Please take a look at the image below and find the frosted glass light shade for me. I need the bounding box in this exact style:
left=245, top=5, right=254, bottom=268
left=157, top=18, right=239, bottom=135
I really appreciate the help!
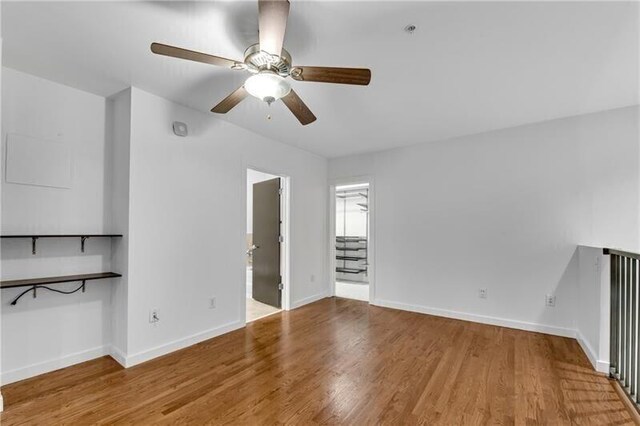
left=245, top=72, right=291, bottom=103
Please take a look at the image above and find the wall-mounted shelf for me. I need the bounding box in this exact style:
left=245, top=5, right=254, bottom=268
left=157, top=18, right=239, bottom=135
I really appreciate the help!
left=336, top=237, right=367, bottom=242
left=336, top=267, right=368, bottom=274
left=1, top=234, right=123, bottom=254
left=0, top=272, right=122, bottom=305
left=0, top=272, right=121, bottom=289
left=336, top=255, right=367, bottom=261
left=336, top=246, right=367, bottom=251
left=336, top=187, right=369, bottom=281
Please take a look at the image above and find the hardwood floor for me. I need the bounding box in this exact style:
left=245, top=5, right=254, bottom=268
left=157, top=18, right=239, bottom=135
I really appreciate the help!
left=1, top=298, right=636, bottom=425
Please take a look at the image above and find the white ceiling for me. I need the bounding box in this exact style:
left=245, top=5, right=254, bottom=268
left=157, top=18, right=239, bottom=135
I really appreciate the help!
left=3, top=1, right=638, bottom=158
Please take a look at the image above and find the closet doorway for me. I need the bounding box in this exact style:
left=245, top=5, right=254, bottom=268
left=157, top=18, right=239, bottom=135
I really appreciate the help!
left=333, top=183, right=371, bottom=302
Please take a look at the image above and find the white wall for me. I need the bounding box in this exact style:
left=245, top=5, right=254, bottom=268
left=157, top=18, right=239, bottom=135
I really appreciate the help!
left=335, top=190, right=368, bottom=237
left=1, top=68, right=114, bottom=383
left=576, top=245, right=610, bottom=372
left=118, top=88, right=328, bottom=365
left=1, top=11, right=5, bottom=409
left=0, top=72, right=328, bottom=379
left=106, top=88, right=132, bottom=362
left=330, top=106, right=640, bottom=337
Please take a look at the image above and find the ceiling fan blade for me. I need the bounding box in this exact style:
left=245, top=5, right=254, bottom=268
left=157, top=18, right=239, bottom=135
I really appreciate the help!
left=151, top=42, right=241, bottom=69
left=290, top=66, right=371, bottom=86
left=211, top=86, right=249, bottom=114
left=281, top=90, right=316, bottom=126
left=258, top=0, right=290, bottom=57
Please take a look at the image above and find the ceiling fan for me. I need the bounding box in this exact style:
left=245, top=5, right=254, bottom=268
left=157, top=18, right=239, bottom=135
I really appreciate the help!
left=150, top=0, right=371, bottom=126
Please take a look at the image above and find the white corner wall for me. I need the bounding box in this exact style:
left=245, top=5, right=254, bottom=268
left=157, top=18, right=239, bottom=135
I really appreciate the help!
left=330, top=106, right=640, bottom=338
left=1, top=68, right=114, bottom=384
left=576, top=245, right=610, bottom=372
left=118, top=88, right=328, bottom=365
left=0, top=71, right=328, bottom=381
left=106, top=88, right=132, bottom=363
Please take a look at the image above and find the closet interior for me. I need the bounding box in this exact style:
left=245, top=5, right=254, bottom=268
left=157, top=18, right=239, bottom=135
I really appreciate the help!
left=335, top=184, right=369, bottom=301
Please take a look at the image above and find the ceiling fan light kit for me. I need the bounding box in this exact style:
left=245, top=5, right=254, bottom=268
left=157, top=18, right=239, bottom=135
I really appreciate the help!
left=150, top=0, right=371, bottom=125
left=245, top=71, right=291, bottom=104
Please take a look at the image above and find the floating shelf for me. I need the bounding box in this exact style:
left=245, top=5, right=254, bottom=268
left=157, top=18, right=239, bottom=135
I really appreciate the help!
left=1, top=272, right=122, bottom=305
left=1, top=234, right=123, bottom=238
left=336, top=190, right=368, bottom=199
left=336, top=236, right=367, bottom=242
left=0, top=272, right=122, bottom=289
left=335, top=247, right=367, bottom=251
left=1, top=234, right=123, bottom=254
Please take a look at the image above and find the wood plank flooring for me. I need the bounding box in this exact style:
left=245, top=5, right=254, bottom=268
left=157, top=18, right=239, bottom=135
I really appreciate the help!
left=1, top=298, right=636, bottom=425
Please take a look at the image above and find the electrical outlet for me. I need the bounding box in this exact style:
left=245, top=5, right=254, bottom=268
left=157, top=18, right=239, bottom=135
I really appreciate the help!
left=545, top=294, right=556, bottom=307
left=209, top=297, right=216, bottom=309
left=479, top=288, right=488, bottom=299
left=149, top=308, right=160, bottom=323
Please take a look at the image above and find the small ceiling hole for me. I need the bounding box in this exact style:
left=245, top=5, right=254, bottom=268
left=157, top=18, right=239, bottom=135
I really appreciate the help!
left=404, top=24, right=417, bottom=34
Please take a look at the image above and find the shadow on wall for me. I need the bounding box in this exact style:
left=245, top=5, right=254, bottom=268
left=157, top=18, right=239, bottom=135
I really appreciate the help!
left=534, top=246, right=578, bottom=333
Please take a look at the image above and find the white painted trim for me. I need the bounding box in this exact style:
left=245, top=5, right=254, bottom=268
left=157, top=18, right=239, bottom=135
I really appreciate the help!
left=109, top=345, right=128, bottom=368
left=1, top=345, right=110, bottom=385
left=373, top=299, right=577, bottom=338
left=123, top=320, right=243, bottom=367
left=596, top=359, right=610, bottom=374
left=576, top=330, right=610, bottom=374
left=291, top=292, right=329, bottom=309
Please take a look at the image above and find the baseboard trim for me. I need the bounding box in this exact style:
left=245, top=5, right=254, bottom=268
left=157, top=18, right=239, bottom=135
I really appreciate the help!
left=576, top=330, right=609, bottom=373
left=291, top=292, right=329, bottom=310
left=1, top=345, right=110, bottom=385
left=109, top=345, right=128, bottom=368
left=596, top=359, right=610, bottom=373
left=123, top=320, right=244, bottom=367
left=373, top=299, right=576, bottom=338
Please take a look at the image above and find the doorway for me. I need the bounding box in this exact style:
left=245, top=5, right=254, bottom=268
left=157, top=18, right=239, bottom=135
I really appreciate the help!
left=246, top=168, right=285, bottom=322
left=334, top=183, right=371, bottom=301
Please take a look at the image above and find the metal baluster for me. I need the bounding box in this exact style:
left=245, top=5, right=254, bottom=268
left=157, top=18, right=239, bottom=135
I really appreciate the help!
left=617, top=256, right=625, bottom=380
left=611, top=254, right=619, bottom=377
left=622, top=256, right=627, bottom=383
left=628, top=257, right=632, bottom=391
left=628, top=257, right=633, bottom=389
left=631, top=258, right=637, bottom=397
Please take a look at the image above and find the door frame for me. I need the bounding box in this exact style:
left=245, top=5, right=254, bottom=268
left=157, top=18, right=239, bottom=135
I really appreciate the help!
left=243, top=166, right=291, bottom=323
left=329, top=176, right=375, bottom=303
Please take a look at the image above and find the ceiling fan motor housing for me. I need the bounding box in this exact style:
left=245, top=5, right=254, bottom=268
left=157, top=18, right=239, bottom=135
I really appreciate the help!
left=244, top=43, right=292, bottom=76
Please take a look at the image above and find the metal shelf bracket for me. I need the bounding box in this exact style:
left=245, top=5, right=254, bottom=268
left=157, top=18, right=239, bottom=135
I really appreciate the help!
left=10, top=279, right=88, bottom=306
